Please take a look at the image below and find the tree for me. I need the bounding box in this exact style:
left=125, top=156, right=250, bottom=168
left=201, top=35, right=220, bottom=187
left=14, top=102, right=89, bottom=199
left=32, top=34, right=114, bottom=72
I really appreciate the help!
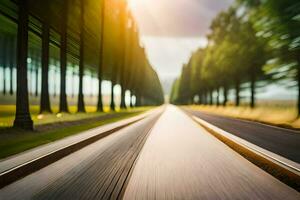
left=242, top=0, right=300, bottom=112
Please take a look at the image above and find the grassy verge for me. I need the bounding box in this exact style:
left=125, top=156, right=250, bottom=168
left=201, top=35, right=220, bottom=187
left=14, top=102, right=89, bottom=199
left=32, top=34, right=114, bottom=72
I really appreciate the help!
left=0, top=105, right=120, bottom=127
left=187, top=105, right=300, bottom=130
left=0, top=108, right=151, bottom=159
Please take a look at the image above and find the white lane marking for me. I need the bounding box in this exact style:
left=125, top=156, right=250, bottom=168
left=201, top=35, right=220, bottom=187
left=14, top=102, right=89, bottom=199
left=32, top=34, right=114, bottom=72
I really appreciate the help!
left=193, top=116, right=300, bottom=175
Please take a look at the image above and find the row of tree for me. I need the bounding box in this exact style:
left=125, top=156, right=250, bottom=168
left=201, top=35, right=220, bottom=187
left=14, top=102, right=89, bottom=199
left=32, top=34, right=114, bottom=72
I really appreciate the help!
left=171, top=0, right=300, bottom=114
left=0, top=0, right=164, bottom=130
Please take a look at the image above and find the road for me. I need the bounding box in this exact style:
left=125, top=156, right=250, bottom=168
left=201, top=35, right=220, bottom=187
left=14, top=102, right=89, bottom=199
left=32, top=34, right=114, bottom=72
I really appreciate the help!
left=0, top=111, right=161, bottom=200
left=185, top=108, right=300, bottom=163
left=123, top=106, right=299, bottom=199
left=0, top=106, right=299, bottom=199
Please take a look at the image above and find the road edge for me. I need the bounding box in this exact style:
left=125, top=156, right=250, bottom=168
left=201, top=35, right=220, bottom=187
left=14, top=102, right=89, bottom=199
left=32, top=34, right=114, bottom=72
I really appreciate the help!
left=182, top=110, right=300, bottom=192
left=0, top=112, right=151, bottom=189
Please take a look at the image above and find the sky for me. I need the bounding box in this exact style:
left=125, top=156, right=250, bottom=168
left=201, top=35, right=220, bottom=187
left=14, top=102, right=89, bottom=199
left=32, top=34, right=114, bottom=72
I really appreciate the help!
left=128, top=0, right=234, bottom=93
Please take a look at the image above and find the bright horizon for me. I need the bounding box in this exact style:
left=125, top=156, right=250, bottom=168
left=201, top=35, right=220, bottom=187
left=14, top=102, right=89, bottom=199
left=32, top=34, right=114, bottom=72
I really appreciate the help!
left=128, top=0, right=234, bottom=94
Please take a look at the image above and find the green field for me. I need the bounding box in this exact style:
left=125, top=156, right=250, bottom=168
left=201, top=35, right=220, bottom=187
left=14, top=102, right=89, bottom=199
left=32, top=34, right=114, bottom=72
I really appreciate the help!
left=0, top=105, right=133, bottom=127
left=0, top=105, right=152, bottom=159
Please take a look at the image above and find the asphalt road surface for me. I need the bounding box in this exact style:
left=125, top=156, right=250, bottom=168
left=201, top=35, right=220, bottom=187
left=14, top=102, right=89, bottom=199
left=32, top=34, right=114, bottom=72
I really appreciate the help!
left=0, top=112, right=161, bottom=200
left=124, top=106, right=299, bottom=199
left=0, top=106, right=299, bottom=199
left=185, top=108, right=300, bottom=163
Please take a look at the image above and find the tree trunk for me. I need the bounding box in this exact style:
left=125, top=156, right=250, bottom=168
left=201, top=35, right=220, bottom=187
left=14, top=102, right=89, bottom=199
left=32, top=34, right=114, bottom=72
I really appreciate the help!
left=59, top=0, right=69, bottom=113
left=110, top=82, right=115, bottom=111
left=235, top=79, right=240, bottom=107
left=136, top=93, right=141, bottom=107
left=77, top=0, right=86, bottom=113
left=250, top=72, right=256, bottom=109
left=97, top=77, right=103, bottom=112
left=40, top=23, right=52, bottom=113
left=97, top=0, right=105, bottom=112
left=35, top=61, right=39, bottom=97
left=71, top=70, right=75, bottom=98
left=296, top=54, right=300, bottom=116
left=210, top=90, right=213, bottom=105
left=130, top=94, right=134, bottom=108
left=223, top=85, right=228, bottom=106
left=120, top=86, right=126, bottom=109
left=198, top=91, right=202, bottom=105
left=3, top=38, right=7, bottom=96
left=9, top=37, right=14, bottom=95
left=13, top=0, right=33, bottom=130
left=202, top=92, right=206, bottom=105
left=2, top=65, right=5, bottom=95
left=216, top=88, right=220, bottom=106
left=119, top=2, right=127, bottom=110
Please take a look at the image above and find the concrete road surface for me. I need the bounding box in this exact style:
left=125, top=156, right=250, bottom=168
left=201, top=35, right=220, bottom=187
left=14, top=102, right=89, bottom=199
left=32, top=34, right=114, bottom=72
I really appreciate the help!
left=123, top=106, right=299, bottom=200
left=0, top=112, right=161, bottom=200
left=185, top=108, right=300, bottom=163
left=0, top=106, right=299, bottom=199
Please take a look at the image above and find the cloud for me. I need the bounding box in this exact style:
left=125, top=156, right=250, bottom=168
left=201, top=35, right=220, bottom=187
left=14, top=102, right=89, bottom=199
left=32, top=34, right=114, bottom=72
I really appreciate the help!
left=130, top=0, right=234, bottom=37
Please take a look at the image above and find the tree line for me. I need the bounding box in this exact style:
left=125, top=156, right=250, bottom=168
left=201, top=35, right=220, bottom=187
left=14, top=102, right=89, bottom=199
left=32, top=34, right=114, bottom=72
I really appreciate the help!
left=171, top=0, right=300, bottom=115
left=0, top=0, right=164, bottom=130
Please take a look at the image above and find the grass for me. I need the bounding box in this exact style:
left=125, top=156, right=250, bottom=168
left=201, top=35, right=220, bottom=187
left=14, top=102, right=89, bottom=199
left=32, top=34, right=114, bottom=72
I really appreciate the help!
left=0, top=105, right=139, bottom=127
left=187, top=104, right=300, bottom=129
left=0, top=107, right=152, bottom=159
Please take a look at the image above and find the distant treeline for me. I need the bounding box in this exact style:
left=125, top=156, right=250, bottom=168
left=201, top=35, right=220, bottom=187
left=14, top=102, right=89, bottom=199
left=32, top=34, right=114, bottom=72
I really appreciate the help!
left=0, top=0, right=164, bottom=130
left=170, top=0, right=300, bottom=114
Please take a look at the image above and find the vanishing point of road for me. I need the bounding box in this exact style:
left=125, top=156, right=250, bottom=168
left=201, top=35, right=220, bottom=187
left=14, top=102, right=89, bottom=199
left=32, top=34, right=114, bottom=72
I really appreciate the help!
left=0, top=105, right=299, bottom=199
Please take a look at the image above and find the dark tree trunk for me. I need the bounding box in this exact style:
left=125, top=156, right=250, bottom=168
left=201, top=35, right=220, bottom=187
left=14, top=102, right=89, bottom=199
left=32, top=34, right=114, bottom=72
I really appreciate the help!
left=216, top=88, right=220, bottom=106
left=202, top=92, right=206, bottom=105
left=2, top=65, right=5, bottom=95
left=71, top=70, right=75, bottom=98
left=235, top=79, right=240, bottom=107
left=110, top=82, right=115, bottom=111
left=205, top=91, right=209, bottom=105
left=77, top=0, right=86, bottom=113
left=13, top=0, right=33, bottom=130
left=3, top=38, right=7, bottom=96
left=40, top=23, right=52, bottom=113
left=59, top=0, right=69, bottom=113
left=223, top=85, right=228, bottom=106
left=97, top=0, right=105, bottom=112
left=9, top=62, right=13, bottom=95
left=53, top=67, right=57, bottom=98
left=120, top=86, right=126, bottom=109
left=210, top=90, right=213, bottom=105
left=119, top=2, right=127, bottom=110
left=9, top=37, right=15, bottom=95
left=30, top=61, right=34, bottom=96
left=130, top=94, right=134, bottom=108
left=250, top=72, right=256, bottom=109
left=198, top=91, right=202, bottom=105
left=136, top=93, right=141, bottom=107
left=97, top=73, right=103, bottom=112
left=35, top=61, right=39, bottom=97
left=296, top=54, right=300, bottom=116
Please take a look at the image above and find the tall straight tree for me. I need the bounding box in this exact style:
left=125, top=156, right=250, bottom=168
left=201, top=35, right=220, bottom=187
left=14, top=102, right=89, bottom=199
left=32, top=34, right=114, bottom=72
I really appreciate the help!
left=97, top=0, right=106, bottom=112
left=77, top=0, right=86, bottom=112
left=13, top=0, right=33, bottom=130
left=40, top=21, right=52, bottom=113
left=119, top=0, right=127, bottom=109
left=110, top=81, right=115, bottom=111
left=59, top=0, right=69, bottom=112
left=34, top=52, right=39, bottom=97
left=2, top=37, right=7, bottom=95
left=9, top=36, right=15, bottom=95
